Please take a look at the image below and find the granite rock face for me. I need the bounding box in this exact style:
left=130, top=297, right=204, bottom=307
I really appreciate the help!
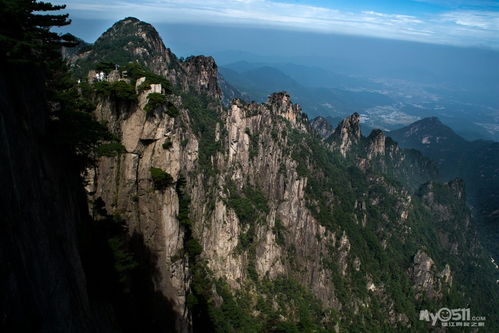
left=329, top=112, right=361, bottom=157
left=182, top=56, right=221, bottom=99
left=367, top=129, right=386, bottom=159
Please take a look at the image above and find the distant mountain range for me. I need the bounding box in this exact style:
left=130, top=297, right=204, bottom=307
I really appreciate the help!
left=219, top=63, right=393, bottom=119
left=222, top=61, right=373, bottom=89
left=219, top=61, right=499, bottom=142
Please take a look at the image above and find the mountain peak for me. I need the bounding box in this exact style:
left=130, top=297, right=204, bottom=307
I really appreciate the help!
left=120, top=16, right=140, bottom=23
left=412, top=116, right=443, bottom=127
left=183, top=55, right=221, bottom=98
left=333, top=112, right=361, bottom=139
left=367, top=129, right=386, bottom=158
left=400, top=117, right=453, bottom=136
left=388, top=117, right=469, bottom=180
left=389, top=116, right=465, bottom=149
left=266, top=91, right=291, bottom=107
left=266, top=92, right=305, bottom=126
left=69, top=16, right=176, bottom=78
left=105, top=16, right=142, bottom=29
left=97, top=16, right=159, bottom=43
left=72, top=17, right=225, bottom=99
left=334, top=112, right=361, bottom=137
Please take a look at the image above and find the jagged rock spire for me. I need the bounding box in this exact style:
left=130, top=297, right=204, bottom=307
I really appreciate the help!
left=330, top=113, right=361, bottom=157
left=266, top=91, right=292, bottom=109
left=266, top=92, right=304, bottom=126
left=367, top=129, right=386, bottom=158
left=182, top=55, right=221, bottom=98
left=334, top=112, right=361, bottom=139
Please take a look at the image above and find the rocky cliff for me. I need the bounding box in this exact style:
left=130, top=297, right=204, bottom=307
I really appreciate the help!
left=72, top=18, right=498, bottom=332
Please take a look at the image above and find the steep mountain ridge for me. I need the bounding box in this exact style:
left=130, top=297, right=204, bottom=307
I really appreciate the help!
left=322, top=113, right=437, bottom=191
left=71, top=17, right=221, bottom=101
left=389, top=117, right=499, bottom=262
left=74, top=17, right=498, bottom=332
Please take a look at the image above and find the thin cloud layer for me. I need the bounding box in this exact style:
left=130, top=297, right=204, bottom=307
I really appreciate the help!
left=55, top=0, right=499, bottom=48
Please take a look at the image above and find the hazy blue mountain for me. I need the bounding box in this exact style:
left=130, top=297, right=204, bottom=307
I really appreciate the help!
left=219, top=59, right=499, bottom=141
left=219, top=64, right=393, bottom=119
left=388, top=118, right=468, bottom=178
left=222, top=61, right=370, bottom=89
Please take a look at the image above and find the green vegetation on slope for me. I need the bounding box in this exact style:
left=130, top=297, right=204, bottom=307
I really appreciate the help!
left=150, top=167, right=174, bottom=190
left=180, top=92, right=222, bottom=175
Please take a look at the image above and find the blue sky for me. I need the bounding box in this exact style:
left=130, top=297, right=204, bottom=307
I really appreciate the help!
left=53, top=0, right=499, bottom=49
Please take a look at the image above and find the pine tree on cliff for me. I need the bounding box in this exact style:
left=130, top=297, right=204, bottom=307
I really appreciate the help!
left=0, top=0, right=76, bottom=63
left=0, top=1, right=114, bottom=172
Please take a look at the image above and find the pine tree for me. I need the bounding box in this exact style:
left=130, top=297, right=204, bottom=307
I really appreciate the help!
left=0, top=0, right=76, bottom=63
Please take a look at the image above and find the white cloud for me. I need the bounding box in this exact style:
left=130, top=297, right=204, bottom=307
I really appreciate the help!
left=440, top=10, right=499, bottom=29
left=56, top=0, right=499, bottom=48
left=414, top=0, right=499, bottom=8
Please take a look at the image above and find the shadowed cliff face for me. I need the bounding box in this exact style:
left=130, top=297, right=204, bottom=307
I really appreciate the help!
left=0, top=64, right=182, bottom=332
left=0, top=66, right=99, bottom=331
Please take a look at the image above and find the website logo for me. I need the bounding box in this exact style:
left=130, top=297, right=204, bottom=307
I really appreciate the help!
left=419, top=308, right=486, bottom=327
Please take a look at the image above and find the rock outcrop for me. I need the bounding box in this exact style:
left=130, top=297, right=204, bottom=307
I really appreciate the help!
left=329, top=112, right=361, bottom=157
left=72, top=17, right=222, bottom=100
left=367, top=129, right=386, bottom=158
left=389, top=116, right=499, bottom=264
left=409, top=250, right=452, bottom=300
left=311, top=115, right=335, bottom=138
left=182, top=56, right=221, bottom=99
